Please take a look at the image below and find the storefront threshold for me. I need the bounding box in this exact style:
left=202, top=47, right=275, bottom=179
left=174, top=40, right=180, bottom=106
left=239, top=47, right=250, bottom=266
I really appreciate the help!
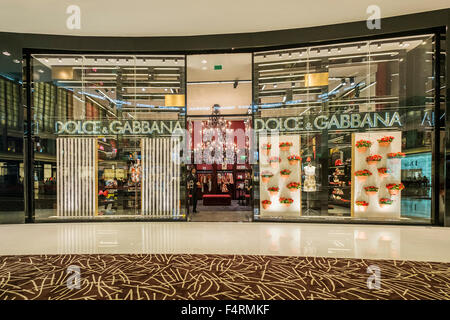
left=254, top=215, right=431, bottom=226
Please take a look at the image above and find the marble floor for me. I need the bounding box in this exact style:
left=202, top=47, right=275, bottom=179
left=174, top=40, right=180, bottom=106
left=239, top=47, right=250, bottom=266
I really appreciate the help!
left=0, top=222, right=449, bottom=262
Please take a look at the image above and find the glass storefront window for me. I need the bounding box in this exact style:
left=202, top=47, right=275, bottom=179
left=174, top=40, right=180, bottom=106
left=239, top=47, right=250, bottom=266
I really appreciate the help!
left=31, top=54, right=187, bottom=221
left=253, top=34, right=435, bottom=224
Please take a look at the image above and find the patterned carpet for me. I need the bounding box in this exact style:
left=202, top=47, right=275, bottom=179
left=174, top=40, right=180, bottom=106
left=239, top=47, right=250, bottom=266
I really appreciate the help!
left=0, top=254, right=449, bottom=300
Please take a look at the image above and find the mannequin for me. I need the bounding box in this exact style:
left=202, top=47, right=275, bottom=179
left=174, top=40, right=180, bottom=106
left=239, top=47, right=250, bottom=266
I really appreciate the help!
left=304, top=162, right=316, bottom=192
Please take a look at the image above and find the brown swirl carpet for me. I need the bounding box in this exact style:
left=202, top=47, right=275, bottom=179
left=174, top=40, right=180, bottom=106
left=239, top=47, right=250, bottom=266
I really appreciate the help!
left=0, top=254, right=449, bottom=300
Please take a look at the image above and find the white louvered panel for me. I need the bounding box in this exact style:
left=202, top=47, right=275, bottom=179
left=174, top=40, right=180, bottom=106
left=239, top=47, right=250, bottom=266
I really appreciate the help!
left=141, top=139, right=145, bottom=215
left=57, top=137, right=96, bottom=217
left=158, top=138, right=161, bottom=217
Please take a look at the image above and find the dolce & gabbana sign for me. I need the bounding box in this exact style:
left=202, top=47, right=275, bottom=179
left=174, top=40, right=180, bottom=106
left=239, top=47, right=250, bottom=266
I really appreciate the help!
left=55, top=120, right=183, bottom=135
left=255, top=111, right=402, bottom=132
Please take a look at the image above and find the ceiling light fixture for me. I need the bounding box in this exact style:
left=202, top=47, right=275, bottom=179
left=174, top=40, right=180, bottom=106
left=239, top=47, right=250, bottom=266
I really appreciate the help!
left=338, top=48, right=342, bottom=53
left=279, top=53, right=282, bottom=58
left=273, top=83, right=278, bottom=88
left=13, top=59, right=20, bottom=64
left=44, top=58, right=49, bottom=62
left=58, top=58, right=62, bottom=63
left=75, top=57, right=79, bottom=62
left=143, top=58, right=146, bottom=63
left=201, top=59, right=207, bottom=64
left=399, top=42, right=404, bottom=47
left=174, top=59, right=178, bottom=64
left=116, top=59, right=120, bottom=63
left=317, top=49, right=320, bottom=55
left=202, top=66, right=207, bottom=70
left=37, top=69, right=44, bottom=73
left=377, top=43, right=381, bottom=49
left=94, top=58, right=97, bottom=63
left=357, top=45, right=361, bottom=51
left=2, top=51, right=11, bottom=56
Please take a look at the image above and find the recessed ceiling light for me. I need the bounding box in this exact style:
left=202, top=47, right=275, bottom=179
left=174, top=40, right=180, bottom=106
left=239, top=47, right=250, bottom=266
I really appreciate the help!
left=164, top=88, right=168, bottom=91
left=201, top=59, right=207, bottom=64
left=273, top=83, right=278, bottom=88
left=37, top=69, right=44, bottom=73
left=2, top=51, right=11, bottom=56
left=142, top=88, right=146, bottom=92
left=13, top=59, right=20, bottom=64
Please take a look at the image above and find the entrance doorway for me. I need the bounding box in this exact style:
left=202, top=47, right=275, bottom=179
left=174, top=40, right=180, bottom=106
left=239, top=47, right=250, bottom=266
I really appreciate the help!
left=186, top=53, right=253, bottom=222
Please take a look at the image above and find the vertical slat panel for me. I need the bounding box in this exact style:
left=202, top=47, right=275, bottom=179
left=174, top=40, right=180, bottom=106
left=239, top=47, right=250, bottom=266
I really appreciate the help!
left=57, top=138, right=60, bottom=217
left=147, top=139, right=153, bottom=215
left=56, top=137, right=96, bottom=218
left=157, top=138, right=160, bottom=216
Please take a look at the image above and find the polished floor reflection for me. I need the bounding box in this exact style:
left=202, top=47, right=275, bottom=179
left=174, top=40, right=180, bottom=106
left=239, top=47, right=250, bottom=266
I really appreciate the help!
left=0, top=222, right=449, bottom=262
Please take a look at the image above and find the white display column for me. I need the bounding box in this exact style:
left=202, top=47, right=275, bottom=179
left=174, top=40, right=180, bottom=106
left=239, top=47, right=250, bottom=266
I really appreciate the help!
left=351, top=131, right=402, bottom=219
left=259, top=134, right=302, bottom=217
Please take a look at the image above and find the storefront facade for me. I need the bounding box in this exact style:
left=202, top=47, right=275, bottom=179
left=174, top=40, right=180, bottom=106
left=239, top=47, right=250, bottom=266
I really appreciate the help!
left=0, top=9, right=448, bottom=226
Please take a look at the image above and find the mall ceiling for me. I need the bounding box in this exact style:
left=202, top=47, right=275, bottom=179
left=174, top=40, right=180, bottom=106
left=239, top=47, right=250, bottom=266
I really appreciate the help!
left=0, top=0, right=448, bottom=36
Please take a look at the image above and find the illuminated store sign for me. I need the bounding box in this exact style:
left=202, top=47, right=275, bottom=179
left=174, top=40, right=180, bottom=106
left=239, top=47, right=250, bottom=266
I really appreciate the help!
left=255, top=111, right=402, bottom=132
left=55, top=120, right=183, bottom=135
